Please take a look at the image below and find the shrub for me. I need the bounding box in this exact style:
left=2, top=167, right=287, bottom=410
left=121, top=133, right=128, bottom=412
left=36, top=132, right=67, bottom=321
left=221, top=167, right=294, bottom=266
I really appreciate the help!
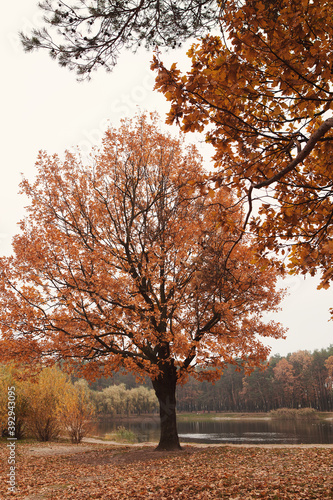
left=269, top=408, right=318, bottom=420
left=26, top=366, right=70, bottom=441
left=115, top=426, right=138, bottom=443
left=59, top=379, right=95, bottom=444
left=0, top=363, right=96, bottom=442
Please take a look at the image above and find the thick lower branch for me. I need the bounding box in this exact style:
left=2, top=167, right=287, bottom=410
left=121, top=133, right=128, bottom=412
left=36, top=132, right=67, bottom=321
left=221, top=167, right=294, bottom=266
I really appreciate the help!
left=254, top=117, right=333, bottom=189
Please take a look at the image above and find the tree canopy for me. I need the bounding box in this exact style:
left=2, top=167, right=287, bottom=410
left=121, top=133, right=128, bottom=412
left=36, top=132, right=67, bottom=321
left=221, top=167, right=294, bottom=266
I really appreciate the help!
left=20, top=0, right=222, bottom=77
left=152, top=0, right=333, bottom=288
left=21, top=0, right=333, bottom=292
left=0, top=114, right=284, bottom=449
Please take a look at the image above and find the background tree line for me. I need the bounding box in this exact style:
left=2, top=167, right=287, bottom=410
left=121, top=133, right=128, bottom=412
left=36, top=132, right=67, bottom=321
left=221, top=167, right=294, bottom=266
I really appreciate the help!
left=177, top=346, right=333, bottom=412
left=90, top=345, right=333, bottom=413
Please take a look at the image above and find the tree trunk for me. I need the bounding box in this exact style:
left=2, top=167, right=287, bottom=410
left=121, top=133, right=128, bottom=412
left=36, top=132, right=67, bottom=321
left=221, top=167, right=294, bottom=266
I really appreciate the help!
left=151, top=363, right=181, bottom=451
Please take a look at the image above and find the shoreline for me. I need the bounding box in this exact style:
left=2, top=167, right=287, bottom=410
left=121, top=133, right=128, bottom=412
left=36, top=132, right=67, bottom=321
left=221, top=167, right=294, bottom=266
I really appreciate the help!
left=84, top=437, right=333, bottom=449
left=20, top=438, right=333, bottom=459
left=97, top=411, right=333, bottom=421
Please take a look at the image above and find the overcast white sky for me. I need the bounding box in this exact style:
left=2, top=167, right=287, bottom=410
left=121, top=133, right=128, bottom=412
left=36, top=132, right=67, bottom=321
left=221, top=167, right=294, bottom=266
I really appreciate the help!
left=1, top=1, right=332, bottom=357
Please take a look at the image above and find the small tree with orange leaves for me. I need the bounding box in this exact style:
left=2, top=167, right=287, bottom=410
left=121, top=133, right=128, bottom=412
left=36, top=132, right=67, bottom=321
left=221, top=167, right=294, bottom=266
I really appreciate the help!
left=26, top=366, right=70, bottom=442
left=60, top=379, right=95, bottom=444
left=0, top=114, right=285, bottom=450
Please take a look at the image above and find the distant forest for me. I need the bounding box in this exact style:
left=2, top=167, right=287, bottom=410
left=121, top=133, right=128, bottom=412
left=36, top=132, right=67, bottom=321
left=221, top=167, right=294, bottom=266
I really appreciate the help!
left=89, top=346, right=333, bottom=413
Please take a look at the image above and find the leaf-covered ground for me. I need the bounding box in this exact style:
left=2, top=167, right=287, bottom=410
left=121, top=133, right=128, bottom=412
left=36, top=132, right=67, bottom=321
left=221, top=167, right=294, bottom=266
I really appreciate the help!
left=0, top=442, right=332, bottom=499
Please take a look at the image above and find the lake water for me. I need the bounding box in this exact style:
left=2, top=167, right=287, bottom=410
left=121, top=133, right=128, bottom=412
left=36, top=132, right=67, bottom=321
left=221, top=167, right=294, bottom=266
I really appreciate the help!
left=95, top=416, right=333, bottom=445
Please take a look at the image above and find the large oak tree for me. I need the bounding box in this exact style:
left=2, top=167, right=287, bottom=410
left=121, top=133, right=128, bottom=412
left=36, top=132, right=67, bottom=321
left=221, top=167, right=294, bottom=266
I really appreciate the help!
left=0, top=115, right=284, bottom=449
left=152, top=0, right=333, bottom=289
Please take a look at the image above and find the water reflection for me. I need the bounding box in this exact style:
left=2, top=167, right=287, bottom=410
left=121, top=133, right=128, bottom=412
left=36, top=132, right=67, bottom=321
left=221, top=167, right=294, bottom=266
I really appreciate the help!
left=177, top=419, right=333, bottom=444
left=95, top=416, right=333, bottom=445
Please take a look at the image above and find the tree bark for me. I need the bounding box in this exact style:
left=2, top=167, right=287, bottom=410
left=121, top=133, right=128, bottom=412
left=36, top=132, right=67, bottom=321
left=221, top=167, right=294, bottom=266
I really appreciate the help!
left=151, top=363, right=182, bottom=451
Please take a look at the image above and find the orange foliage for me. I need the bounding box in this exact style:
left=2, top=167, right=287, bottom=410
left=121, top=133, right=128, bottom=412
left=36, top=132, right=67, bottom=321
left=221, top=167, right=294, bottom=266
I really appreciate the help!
left=273, top=358, right=295, bottom=407
left=152, top=0, right=333, bottom=288
left=325, top=356, right=333, bottom=389
left=0, top=114, right=284, bottom=378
